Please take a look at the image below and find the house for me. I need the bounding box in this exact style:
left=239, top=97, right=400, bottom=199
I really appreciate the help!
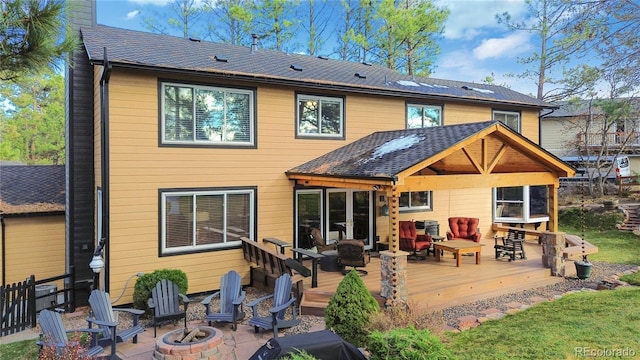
left=66, top=0, right=574, bottom=306
left=0, top=165, right=65, bottom=288
left=541, top=99, right=640, bottom=174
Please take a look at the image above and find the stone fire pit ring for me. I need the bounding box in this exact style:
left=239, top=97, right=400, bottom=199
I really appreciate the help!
left=154, top=326, right=224, bottom=359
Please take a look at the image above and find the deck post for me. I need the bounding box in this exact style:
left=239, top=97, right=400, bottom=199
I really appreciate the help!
left=541, top=232, right=565, bottom=276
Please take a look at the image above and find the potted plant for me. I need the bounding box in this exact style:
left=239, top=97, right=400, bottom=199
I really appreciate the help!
left=575, top=250, right=592, bottom=279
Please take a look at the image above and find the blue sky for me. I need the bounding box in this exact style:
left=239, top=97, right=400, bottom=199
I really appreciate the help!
left=96, top=0, right=539, bottom=96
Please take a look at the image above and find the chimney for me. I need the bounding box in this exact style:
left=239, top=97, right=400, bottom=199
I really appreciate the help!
left=251, top=34, right=258, bottom=54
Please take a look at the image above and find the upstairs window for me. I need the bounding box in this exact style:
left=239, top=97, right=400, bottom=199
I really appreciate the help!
left=297, top=94, right=344, bottom=138
left=161, top=82, right=255, bottom=146
left=493, top=110, right=521, bottom=133
left=407, top=104, right=442, bottom=128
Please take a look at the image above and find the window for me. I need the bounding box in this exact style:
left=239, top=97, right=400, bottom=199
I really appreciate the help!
left=161, top=188, right=255, bottom=254
left=297, top=94, right=344, bottom=138
left=399, top=191, right=432, bottom=211
left=407, top=104, right=442, bottom=128
left=494, top=186, right=548, bottom=223
left=493, top=110, right=520, bottom=132
left=161, top=82, right=254, bottom=145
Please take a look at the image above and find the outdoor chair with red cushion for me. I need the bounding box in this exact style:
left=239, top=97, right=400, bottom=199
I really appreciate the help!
left=446, top=217, right=481, bottom=242
left=399, top=220, right=432, bottom=258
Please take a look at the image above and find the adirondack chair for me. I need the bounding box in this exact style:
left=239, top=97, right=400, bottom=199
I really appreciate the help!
left=147, top=279, right=191, bottom=337
left=248, top=273, right=300, bottom=338
left=38, top=309, right=106, bottom=358
left=200, top=270, right=246, bottom=330
left=87, top=289, right=145, bottom=358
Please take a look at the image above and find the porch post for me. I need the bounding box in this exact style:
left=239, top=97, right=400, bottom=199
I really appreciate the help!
left=380, top=186, right=409, bottom=307
left=548, top=183, right=559, bottom=232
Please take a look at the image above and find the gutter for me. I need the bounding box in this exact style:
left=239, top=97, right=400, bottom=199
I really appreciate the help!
left=539, top=108, right=556, bottom=147
left=97, top=47, right=112, bottom=291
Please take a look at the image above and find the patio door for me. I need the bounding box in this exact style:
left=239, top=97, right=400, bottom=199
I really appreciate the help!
left=326, top=189, right=373, bottom=249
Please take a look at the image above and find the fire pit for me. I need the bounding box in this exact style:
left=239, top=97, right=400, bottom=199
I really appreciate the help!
left=153, top=326, right=223, bottom=359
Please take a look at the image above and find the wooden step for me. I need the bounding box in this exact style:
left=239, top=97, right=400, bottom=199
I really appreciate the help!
left=300, top=289, right=385, bottom=316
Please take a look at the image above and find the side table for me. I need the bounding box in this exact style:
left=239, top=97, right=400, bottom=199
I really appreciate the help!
left=320, top=250, right=342, bottom=272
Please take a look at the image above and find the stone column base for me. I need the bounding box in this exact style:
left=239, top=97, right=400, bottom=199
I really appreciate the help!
left=379, top=250, right=409, bottom=307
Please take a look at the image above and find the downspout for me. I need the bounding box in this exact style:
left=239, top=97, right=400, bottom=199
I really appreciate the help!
left=539, top=108, right=556, bottom=146
left=1, top=214, right=6, bottom=286
left=96, top=47, right=112, bottom=291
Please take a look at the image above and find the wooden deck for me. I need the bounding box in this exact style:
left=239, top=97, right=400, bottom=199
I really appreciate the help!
left=297, top=239, right=565, bottom=315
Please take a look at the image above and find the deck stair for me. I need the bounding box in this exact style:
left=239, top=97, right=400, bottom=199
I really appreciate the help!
left=300, top=289, right=385, bottom=316
left=618, top=204, right=640, bottom=231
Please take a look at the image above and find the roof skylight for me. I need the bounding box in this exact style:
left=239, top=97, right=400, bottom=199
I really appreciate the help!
left=290, top=64, right=303, bottom=71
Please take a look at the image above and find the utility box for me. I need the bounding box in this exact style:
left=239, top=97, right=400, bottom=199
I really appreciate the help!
left=416, top=220, right=439, bottom=236
left=35, top=284, right=57, bottom=311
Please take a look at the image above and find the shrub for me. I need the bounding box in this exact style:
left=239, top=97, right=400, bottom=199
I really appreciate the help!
left=324, top=269, right=380, bottom=347
left=132, top=269, right=188, bottom=312
left=559, top=207, right=624, bottom=231
left=367, top=326, right=453, bottom=360
left=38, top=333, right=92, bottom=360
left=367, top=300, right=446, bottom=335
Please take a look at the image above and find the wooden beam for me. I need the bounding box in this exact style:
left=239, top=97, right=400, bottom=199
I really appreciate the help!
left=462, top=146, right=484, bottom=174
left=487, top=144, right=507, bottom=173
left=402, top=172, right=558, bottom=191
left=292, top=177, right=392, bottom=191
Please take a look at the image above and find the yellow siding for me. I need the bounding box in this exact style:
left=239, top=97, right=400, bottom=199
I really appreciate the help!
left=0, top=216, right=65, bottom=289
left=103, top=70, right=542, bottom=302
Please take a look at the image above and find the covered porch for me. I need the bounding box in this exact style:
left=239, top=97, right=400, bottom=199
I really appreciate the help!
left=286, top=121, right=576, bottom=307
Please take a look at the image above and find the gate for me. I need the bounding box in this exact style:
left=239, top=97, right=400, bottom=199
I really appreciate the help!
left=0, top=275, right=35, bottom=336
left=1, top=268, right=75, bottom=337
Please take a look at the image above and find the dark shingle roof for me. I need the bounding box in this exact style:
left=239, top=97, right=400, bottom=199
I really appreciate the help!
left=81, top=25, right=549, bottom=108
left=286, top=121, right=497, bottom=180
left=545, top=98, right=640, bottom=118
left=0, top=165, right=65, bottom=215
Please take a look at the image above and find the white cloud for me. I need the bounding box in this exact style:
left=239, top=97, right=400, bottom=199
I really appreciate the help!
left=472, top=32, right=532, bottom=60
left=437, top=0, right=528, bottom=40
left=126, top=10, right=140, bottom=20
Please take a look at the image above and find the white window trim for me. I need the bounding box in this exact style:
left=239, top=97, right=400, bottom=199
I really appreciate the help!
left=296, top=94, right=344, bottom=138
left=161, top=188, right=254, bottom=254
left=160, top=82, right=255, bottom=146
left=399, top=191, right=433, bottom=212
left=493, top=110, right=521, bottom=133
left=406, top=104, right=442, bottom=128
left=493, top=186, right=549, bottom=224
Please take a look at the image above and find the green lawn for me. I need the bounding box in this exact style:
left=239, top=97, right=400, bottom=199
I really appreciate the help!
left=443, top=212, right=640, bottom=359
left=444, top=287, right=640, bottom=359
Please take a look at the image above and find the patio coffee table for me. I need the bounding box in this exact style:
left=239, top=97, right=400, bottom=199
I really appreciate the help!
left=434, top=240, right=485, bottom=267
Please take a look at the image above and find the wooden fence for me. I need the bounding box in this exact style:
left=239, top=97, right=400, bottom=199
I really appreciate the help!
left=0, top=268, right=75, bottom=337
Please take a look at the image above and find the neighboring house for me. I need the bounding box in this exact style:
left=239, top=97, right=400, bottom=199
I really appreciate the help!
left=541, top=99, right=640, bottom=174
left=0, top=165, right=65, bottom=287
left=66, top=0, right=573, bottom=305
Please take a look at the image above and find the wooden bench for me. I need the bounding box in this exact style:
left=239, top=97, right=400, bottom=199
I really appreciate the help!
left=240, top=237, right=312, bottom=298
left=563, top=234, right=599, bottom=260
left=263, top=237, right=292, bottom=255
